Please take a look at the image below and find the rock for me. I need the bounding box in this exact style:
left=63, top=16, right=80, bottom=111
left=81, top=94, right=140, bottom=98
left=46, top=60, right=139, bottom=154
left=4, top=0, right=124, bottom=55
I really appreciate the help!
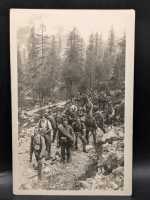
left=23, top=122, right=28, bottom=127
left=116, top=151, right=124, bottom=165
left=78, top=180, right=92, bottom=190
left=30, top=118, right=34, bottom=122
left=19, top=183, right=32, bottom=190
left=110, top=181, right=119, bottom=190
left=118, top=131, right=124, bottom=138
left=42, top=166, right=51, bottom=176
left=86, top=177, right=94, bottom=183
left=102, top=130, right=118, bottom=142
left=86, top=145, right=94, bottom=151
left=117, top=141, right=124, bottom=150
left=94, top=174, right=108, bottom=190
left=96, top=128, right=104, bottom=143
left=112, top=166, right=124, bottom=176
left=112, top=167, right=124, bottom=189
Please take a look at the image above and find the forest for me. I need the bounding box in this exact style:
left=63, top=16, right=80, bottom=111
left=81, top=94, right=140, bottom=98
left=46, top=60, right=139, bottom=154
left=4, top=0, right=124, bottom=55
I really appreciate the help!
left=17, top=24, right=126, bottom=191
left=17, top=24, right=125, bottom=110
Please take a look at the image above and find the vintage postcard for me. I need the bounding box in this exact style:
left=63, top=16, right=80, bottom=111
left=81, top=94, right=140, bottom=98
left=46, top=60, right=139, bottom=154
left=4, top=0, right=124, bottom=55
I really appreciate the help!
left=10, top=9, right=135, bottom=195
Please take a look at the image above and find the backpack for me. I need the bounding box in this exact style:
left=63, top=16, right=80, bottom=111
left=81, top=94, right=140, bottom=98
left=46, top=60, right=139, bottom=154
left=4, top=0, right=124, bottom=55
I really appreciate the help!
left=38, top=120, right=50, bottom=136
left=85, top=116, right=96, bottom=128
left=33, top=134, right=42, bottom=151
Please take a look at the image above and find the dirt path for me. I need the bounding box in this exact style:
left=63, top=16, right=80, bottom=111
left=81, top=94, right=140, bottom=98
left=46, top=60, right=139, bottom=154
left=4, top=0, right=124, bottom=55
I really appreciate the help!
left=18, top=127, right=97, bottom=190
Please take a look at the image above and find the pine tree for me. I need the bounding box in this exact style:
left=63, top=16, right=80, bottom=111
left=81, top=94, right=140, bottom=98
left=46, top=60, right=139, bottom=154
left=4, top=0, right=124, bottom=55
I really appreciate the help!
left=94, top=33, right=104, bottom=87
left=85, top=34, right=96, bottom=89
left=63, top=28, right=84, bottom=98
left=102, top=27, right=116, bottom=81
left=118, top=33, right=126, bottom=81
left=44, top=35, right=60, bottom=101
left=111, top=33, right=126, bottom=88
left=27, top=25, right=51, bottom=105
left=85, top=33, right=104, bottom=89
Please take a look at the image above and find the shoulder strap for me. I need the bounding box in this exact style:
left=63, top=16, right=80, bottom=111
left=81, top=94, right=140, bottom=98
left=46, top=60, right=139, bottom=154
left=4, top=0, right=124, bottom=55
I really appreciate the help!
left=39, top=120, right=41, bottom=128
left=46, top=119, right=50, bottom=130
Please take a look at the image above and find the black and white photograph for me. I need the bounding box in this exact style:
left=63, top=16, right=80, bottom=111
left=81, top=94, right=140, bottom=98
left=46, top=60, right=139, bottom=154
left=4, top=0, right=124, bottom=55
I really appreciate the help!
left=10, top=9, right=134, bottom=195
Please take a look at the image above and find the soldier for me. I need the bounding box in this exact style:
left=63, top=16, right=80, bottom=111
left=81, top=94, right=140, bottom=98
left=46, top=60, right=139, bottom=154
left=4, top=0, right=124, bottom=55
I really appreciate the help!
left=57, top=117, right=74, bottom=163
left=72, top=117, right=87, bottom=152
left=77, top=106, right=86, bottom=119
left=55, top=115, right=63, bottom=148
left=64, top=104, right=77, bottom=126
left=97, top=92, right=104, bottom=111
left=82, top=95, right=93, bottom=117
left=38, top=114, right=53, bottom=159
left=75, top=91, right=82, bottom=106
left=94, top=110, right=105, bottom=133
left=85, top=114, right=97, bottom=146
left=114, top=100, right=124, bottom=124
left=30, top=126, right=46, bottom=179
left=48, top=109, right=57, bottom=143
left=105, top=99, right=115, bottom=127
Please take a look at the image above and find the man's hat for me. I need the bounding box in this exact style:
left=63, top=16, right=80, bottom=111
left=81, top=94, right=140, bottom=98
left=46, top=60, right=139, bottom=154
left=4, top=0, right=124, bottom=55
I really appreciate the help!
left=44, top=113, right=48, bottom=118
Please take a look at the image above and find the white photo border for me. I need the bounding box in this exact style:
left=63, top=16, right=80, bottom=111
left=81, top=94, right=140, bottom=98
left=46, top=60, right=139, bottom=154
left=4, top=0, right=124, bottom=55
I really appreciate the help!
left=10, top=9, right=135, bottom=196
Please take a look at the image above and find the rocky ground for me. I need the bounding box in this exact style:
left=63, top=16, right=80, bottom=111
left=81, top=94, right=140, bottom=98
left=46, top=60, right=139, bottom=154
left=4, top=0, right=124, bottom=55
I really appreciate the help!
left=18, top=103, right=124, bottom=191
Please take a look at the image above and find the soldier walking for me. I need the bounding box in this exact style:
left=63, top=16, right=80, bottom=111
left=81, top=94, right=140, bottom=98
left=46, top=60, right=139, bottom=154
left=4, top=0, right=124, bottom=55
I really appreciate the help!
left=72, top=117, right=87, bottom=152
left=38, top=114, right=53, bottom=159
left=57, top=117, right=74, bottom=163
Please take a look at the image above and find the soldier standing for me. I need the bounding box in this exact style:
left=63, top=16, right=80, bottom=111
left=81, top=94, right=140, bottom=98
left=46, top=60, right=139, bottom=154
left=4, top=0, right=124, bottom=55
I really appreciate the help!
left=85, top=114, right=97, bottom=145
left=72, top=117, right=87, bottom=152
left=81, top=95, right=93, bottom=117
left=38, top=114, right=53, bottom=159
left=94, top=110, right=105, bottom=133
left=57, top=118, right=74, bottom=163
left=30, top=126, right=46, bottom=179
left=48, top=110, right=57, bottom=143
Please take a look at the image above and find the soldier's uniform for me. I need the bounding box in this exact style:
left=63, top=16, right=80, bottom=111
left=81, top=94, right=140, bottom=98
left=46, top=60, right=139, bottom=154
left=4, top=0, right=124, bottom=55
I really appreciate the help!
left=114, top=101, right=124, bottom=124
left=30, top=130, right=46, bottom=163
left=38, top=116, right=53, bottom=159
left=30, top=128, right=46, bottom=179
left=98, top=92, right=108, bottom=112
left=85, top=99, right=93, bottom=117
left=72, top=119, right=87, bottom=152
left=85, top=115, right=97, bottom=145
left=57, top=122, right=74, bottom=163
left=105, top=100, right=114, bottom=126
left=65, top=109, right=76, bottom=126
left=48, top=114, right=57, bottom=143
left=95, top=111, right=105, bottom=133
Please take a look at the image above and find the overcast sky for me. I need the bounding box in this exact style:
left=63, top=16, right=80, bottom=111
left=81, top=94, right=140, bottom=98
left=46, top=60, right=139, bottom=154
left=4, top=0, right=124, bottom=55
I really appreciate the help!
left=13, top=9, right=130, bottom=41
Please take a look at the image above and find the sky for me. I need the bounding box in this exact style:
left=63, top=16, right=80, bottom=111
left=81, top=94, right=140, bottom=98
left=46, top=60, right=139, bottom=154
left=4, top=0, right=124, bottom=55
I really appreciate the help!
left=12, top=9, right=130, bottom=42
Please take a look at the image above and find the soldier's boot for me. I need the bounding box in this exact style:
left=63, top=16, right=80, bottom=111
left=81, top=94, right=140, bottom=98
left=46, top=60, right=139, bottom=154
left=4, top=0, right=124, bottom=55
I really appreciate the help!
left=67, top=146, right=72, bottom=163
left=86, top=130, right=89, bottom=145
left=52, top=130, right=56, bottom=143
left=92, top=131, right=96, bottom=146
left=83, top=144, right=86, bottom=153
left=61, top=144, right=66, bottom=163
left=46, top=145, right=51, bottom=160
left=74, top=134, right=78, bottom=150
left=37, top=160, right=42, bottom=180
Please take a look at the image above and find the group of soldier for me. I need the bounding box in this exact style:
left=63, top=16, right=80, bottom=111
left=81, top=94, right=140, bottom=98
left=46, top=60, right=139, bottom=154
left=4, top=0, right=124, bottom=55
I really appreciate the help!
left=30, top=89, right=124, bottom=175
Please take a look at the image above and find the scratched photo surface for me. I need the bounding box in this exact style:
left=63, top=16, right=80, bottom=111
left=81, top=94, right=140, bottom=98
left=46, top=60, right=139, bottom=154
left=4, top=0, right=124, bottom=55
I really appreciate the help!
left=10, top=9, right=134, bottom=195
